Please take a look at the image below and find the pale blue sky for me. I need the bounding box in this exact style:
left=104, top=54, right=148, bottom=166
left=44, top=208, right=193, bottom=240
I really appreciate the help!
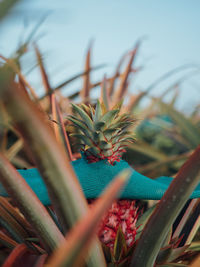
left=0, top=0, right=200, bottom=111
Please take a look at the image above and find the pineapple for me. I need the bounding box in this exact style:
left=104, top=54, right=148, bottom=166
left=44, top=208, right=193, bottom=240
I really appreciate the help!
left=98, top=200, right=139, bottom=248
left=68, top=100, right=136, bottom=165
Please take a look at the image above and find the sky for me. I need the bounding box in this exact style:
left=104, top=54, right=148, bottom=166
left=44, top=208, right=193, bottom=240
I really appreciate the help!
left=0, top=0, right=200, bottom=112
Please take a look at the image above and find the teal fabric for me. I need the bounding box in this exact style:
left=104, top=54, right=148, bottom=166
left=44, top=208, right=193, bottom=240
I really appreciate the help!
left=0, top=158, right=200, bottom=206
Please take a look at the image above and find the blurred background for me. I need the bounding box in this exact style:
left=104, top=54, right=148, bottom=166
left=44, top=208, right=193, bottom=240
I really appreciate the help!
left=0, top=0, right=200, bottom=112
left=0, top=0, right=200, bottom=179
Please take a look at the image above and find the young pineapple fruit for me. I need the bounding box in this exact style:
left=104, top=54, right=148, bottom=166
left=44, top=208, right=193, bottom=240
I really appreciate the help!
left=98, top=200, right=139, bottom=248
left=89, top=200, right=139, bottom=265
left=68, top=100, right=136, bottom=165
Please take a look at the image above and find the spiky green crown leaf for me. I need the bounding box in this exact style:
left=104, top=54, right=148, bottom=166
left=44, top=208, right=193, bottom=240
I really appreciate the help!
left=68, top=100, right=136, bottom=164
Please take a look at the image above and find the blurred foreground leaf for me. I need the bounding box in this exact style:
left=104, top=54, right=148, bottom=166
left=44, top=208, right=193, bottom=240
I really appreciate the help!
left=47, top=170, right=130, bottom=267
left=0, top=0, right=20, bottom=21
left=0, top=65, right=106, bottom=266
left=131, top=146, right=200, bottom=267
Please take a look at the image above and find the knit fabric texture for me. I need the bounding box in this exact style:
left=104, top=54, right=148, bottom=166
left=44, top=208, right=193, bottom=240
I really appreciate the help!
left=0, top=158, right=200, bottom=206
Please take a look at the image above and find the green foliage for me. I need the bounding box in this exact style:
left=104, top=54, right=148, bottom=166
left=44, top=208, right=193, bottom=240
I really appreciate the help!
left=0, top=29, right=199, bottom=266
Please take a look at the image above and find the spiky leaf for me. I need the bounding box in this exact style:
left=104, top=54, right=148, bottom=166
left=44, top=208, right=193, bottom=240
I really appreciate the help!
left=113, top=227, right=127, bottom=262
left=72, top=103, right=94, bottom=131
left=101, top=110, right=119, bottom=125
left=94, top=100, right=102, bottom=122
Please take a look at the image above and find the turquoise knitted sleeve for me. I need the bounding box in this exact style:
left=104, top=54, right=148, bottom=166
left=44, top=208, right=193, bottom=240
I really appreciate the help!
left=0, top=159, right=200, bottom=206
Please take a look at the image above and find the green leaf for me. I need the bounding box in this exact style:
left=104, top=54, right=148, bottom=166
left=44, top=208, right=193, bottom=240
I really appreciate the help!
left=135, top=205, right=156, bottom=240
left=72, top=103, right=94, bottom=131
left=156, top=246, right=172, bottom=265
left=167, top=245, right=189, bottom=263
left=103, top=128, right=119, bottom=135
left=87, top=146, right=101, bottom=156
left=111, top=143, right=122, bottom=152
left=111, top=131, right=131, bottom=144
left=131, top=146, right=200, bottom=267
left=188, top=241, right=200, bottom=251
left=68, top=117, right=91, bottom=135
left=0, top=67, right=105, bottom=266
left=89, top=105, right=95, bottom=120
left=92, top=131, right=103, bottom=143
left=70, top=133, right=92, bottom=145
left=103, top=129, right=120, bottom=140
left=0, top=154, right=64, bottom=253
left=94, top=121, right=105, bottom=131
left=160, top=101, right=200, bottom=148
left=101, top=76, right=110, bottom=111
left=47, top=170, right=131, bottom=267
left=101, top=243, right=112, bottom=263
left=113, top=227, right=127, bottom=262
left=103, top=150, right=113, bottom=157
left=117, top=136, right=135, bottom=144
left=101, top=110, right=119, bottom=125
left=99, top=141, right=112, bottom=149
left=92, top=131, right=100, bottom=141
left=94, top=100, right=102, bottom=122
left=109, top=121, right=131, bottom=130
left=161, top=228, right=173, bottom=248
left=80, top=103, right=91, bottom=114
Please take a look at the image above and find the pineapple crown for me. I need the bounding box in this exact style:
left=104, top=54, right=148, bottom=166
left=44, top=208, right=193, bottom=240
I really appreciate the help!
left=68, top=100, right=136, bottom=165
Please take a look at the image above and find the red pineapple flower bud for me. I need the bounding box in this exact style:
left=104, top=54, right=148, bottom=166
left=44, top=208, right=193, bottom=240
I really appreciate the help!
left=98, top=200, right=139, bottom=248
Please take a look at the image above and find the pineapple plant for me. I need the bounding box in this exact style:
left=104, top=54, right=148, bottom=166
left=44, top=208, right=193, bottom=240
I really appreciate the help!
left=0, top=5, right=199, bottom=263
left=68, top=100, right=136, bottom=165
left=68, top=100, right=141, bottom=263
left=0, top=66, right=200, bottom=267
left=67, top=101, right=200, bottom=266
